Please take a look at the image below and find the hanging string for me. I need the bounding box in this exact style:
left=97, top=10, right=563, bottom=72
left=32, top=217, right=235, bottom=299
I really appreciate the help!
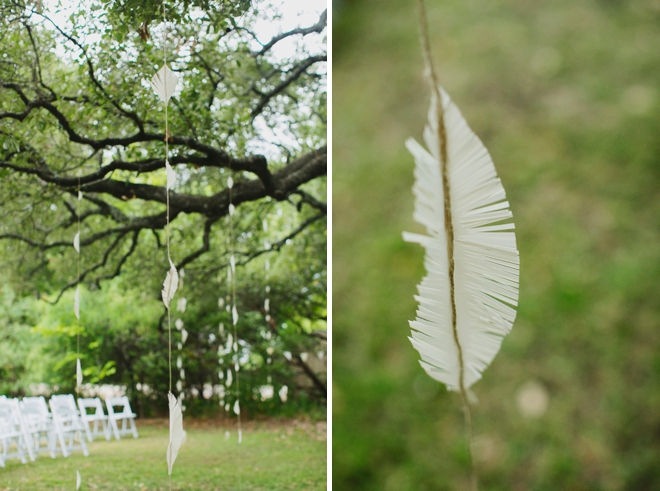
left=152, top=2, right=185, bottom=485
left=227, top=172, right=243, bottom=445
left=75, top=172, right=82, bottom=490
left=164, top=2, right=173, bottom=397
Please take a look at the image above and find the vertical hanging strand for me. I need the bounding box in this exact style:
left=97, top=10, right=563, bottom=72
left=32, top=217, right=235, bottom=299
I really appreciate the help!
left=152, top=4, right=183, bottom=479
left=263, top=218, right=274, bottom=384
left=74, top=174, right=82, bottom=490
left=176, top=275, right=187, bottom=411
left=227, top=173, right=242, bottom=445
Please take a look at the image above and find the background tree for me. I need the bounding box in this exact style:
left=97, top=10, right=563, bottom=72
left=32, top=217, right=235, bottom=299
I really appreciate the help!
left=0, top=0, right=326, bottom=414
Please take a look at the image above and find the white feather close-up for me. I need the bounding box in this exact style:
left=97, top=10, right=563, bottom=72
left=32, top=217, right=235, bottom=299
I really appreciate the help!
left=403, top=87, right=520, bottom=392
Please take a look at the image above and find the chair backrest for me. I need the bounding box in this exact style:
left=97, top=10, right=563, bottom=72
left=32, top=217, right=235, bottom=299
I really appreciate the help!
left=106, top=396, right=132, bottom=415
left=78, top=397, right=105, bottom=416
left=0, top=398, right=15, bottom=423
left=0, top=398, right=21, bottom=432
left=19, top=396, right=50, bottom=428
left=21, top=396, right=50, bottom=417
left=50, top=394, right=78, bottom=418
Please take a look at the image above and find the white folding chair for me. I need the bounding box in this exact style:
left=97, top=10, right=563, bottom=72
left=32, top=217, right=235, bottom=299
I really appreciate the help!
left=49, top=395, right=88, bottom=457
left=106, top=396, right=138, bottom=440
left=0, top=398, right=32, bottom=467
left=20, top=396, right=56, bottom=459
left=78, top=397, right=111, bottom=442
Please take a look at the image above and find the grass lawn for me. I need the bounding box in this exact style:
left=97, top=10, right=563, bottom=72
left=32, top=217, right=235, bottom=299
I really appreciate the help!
left=0, top=418, right=326, bottom=491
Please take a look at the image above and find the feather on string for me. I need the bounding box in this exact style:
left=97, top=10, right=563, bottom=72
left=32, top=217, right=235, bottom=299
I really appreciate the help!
left=150, top=65, right=178, bottom=104
left=76, top=358, right=83, bottom=389
left=161, top=260, right=179, bottom=309
left=403, top=85, right=519, bottom=393
left=166, top=391, right=184, bottom=475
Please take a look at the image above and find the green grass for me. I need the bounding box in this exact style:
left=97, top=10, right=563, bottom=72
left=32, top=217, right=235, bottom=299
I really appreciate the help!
left=0, top=419, right=326, bottom=490
left=333, top=0, right=660, bottom=489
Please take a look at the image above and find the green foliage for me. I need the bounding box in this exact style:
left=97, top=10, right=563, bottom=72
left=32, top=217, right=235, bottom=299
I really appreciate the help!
left=334, top=0, right=660, bottom=488
left=100, top=0, right=251, bottom=41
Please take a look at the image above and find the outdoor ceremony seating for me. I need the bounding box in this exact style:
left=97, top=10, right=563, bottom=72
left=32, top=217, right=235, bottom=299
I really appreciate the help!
left=0, top=397, right=33, bottom=467
left=20, top=396, right=56, bottom=459
left=49, top=394, right=89, bottom=457
left=106, top=396, right=138, bottom=440
left=0, top=392, right=141, bottom=465
left=78, top=397, right=111, bottom=442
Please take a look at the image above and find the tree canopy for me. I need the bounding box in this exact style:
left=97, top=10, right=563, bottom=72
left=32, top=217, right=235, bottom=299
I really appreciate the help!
left=0, top=0, right=327, bottom=413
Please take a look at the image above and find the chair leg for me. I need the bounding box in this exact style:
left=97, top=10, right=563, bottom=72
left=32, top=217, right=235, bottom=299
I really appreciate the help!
left=79, top=430, right=89, bottom=457
left=111, top=418, right=120, bottom=440
left=84, top=420, right=93, bottom=443
left=56, top=427, right=70, bottom=458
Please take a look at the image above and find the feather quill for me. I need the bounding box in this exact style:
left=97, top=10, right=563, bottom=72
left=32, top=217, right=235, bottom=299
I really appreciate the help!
left=404, top=2, right=519, bottom=398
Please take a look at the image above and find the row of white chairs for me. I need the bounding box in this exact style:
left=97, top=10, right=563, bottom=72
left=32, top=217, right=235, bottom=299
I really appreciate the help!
left=0, top=394, right=138, bottom=468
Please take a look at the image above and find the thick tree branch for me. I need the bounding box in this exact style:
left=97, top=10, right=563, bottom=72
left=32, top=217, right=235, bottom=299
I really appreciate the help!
left=257, top=9, right=327, bottom=56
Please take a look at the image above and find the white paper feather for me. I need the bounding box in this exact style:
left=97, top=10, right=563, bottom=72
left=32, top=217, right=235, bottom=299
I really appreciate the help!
left=181, top=328, right=188, bottom=345
left=161, top=260, right=179, bottom=309
left=73, top=232, right=80, bottom=253
left=74, top=285, right=80, bottom=320
left=403, top=87, right=520, bottom=392
left=76, top=470, right=81, bottom=490
left=233, top=400, right=240, bottom=415
left=176, top=297, right=187, bottom=313
left=166, top=391, right=184, bottom=475
left=151, top=65, right=179, bottom=104
left=232, top=306, right=239, bottom=326
left=76, top=358, right=83, bottom=388
left=175, top=318, right=184, bottom=331
left=165, top=160, right=177, bottom=190
left=78, top=191, right=82, bottom=201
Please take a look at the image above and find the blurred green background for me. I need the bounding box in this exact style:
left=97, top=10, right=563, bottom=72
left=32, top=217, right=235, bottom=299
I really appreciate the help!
left=332, top=0, right=660, bottom=489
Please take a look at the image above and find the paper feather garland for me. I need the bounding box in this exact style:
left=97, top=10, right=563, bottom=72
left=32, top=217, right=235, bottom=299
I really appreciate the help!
left=151, top=65, right=179, bottom=104
left=76, top=470, right=81, bottom=489
left=161, top=260, right=179, bottom=309
left=165, top=161, right=177, bottom=189
left=403, top=86, right=520, bottom=393
left=73, top=232, right=80, bottom=253
left=166, top=391, right=184, bottom=475
left=76, top=358, right=83, bottom=388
